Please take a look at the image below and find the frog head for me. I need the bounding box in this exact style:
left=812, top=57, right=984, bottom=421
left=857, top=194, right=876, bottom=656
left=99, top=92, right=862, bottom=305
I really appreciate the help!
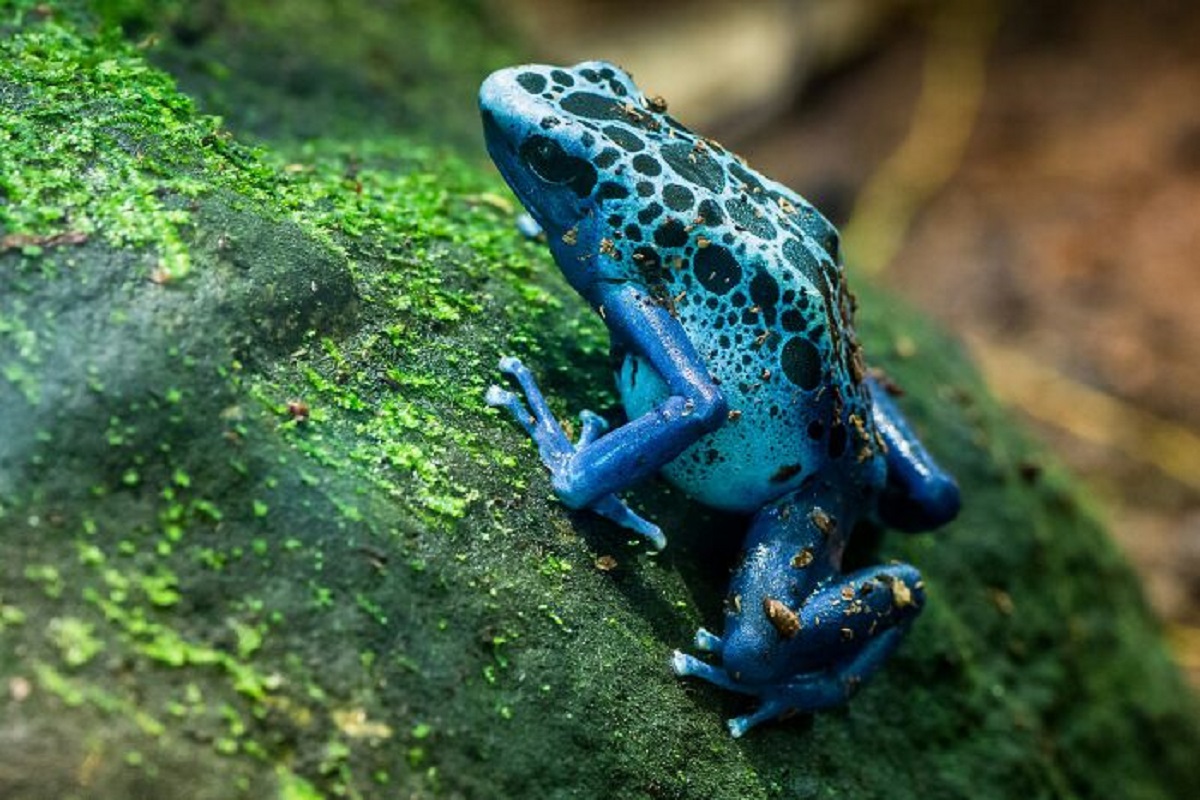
left=479, top=62, right=652, bottom=269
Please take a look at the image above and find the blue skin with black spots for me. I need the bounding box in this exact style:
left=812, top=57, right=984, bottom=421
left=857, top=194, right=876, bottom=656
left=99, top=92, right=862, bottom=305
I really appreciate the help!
left=481, top=61, right=961, bottom=736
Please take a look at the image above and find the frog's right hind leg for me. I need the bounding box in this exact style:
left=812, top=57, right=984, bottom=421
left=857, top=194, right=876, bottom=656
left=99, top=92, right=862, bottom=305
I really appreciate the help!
left=868, top=375, right=961, bottom=532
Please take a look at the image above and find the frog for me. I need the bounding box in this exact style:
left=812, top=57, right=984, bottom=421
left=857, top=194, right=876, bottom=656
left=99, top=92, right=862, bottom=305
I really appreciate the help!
left=480, top=61, right=961, bottom=736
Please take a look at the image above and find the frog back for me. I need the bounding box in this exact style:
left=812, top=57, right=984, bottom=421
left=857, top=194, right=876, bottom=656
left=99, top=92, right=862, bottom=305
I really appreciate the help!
left=615, top=234, right=885, bottom=515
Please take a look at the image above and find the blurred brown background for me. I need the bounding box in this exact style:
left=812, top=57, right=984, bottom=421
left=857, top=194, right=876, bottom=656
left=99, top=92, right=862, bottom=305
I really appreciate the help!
left=497, top=0, right=1200, bottom=681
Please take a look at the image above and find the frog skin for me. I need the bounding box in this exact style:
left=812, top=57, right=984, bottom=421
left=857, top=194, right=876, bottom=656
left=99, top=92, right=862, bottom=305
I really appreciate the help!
left=480, top=62, right=960, bottom=736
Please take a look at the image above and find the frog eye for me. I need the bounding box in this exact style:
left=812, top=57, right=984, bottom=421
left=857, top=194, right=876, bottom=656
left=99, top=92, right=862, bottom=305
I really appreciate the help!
left=519, top=134, right=597, bottom=197
left=520, top=135, right=571, bottom=184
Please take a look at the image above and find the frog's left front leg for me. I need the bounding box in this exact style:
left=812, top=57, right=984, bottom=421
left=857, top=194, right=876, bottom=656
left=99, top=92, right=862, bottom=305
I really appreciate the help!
left=488, top=283, right=727, bottom=547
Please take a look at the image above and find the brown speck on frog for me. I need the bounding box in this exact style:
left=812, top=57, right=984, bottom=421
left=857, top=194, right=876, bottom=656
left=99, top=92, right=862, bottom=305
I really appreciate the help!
left=763, top=597, right=800, bottom=639
left=891, top=579, right=915, bottom=609
left=810, top=508, right=836, bottom=538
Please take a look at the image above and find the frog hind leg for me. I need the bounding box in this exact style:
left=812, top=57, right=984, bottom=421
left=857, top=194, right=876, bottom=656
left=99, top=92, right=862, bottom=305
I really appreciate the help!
left=674, top=563, right=925, bottom=736
left=673, top=492, right=926, bottom=735
left=725, top=622, right=916, bottom=737
left=676, top=578, right=916, bottom=734
left=868, top=375, right=961, bottom=532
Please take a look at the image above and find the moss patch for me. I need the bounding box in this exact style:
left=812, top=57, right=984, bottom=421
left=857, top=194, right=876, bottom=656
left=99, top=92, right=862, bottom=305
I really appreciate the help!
left=91, top=0, right=520, bottom=147
left=2, top=2, right=1198, bottom=799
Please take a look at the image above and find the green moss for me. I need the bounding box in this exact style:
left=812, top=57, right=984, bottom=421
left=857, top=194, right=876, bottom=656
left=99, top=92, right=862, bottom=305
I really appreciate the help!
left=0, top=599, right=27, bottom=631
left=34, top=661, right=166, bottom=736
left=23, top=564, right=64, bottom=598
left=0, top=13, right=274, bottom=280
left=275, top=767, right=324, bottom=800
left=89, top=0, right=520, bottom=147
left=46, top=616, right=106, bottom=666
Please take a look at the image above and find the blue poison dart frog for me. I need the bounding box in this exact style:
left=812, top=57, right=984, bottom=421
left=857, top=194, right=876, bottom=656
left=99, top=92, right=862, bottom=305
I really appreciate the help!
left=480, top=62, right=960, bottom=736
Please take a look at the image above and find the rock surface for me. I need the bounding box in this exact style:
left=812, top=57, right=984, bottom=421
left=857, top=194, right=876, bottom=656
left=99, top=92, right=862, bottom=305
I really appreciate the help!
left=1, top=2, right=1198, bottom=798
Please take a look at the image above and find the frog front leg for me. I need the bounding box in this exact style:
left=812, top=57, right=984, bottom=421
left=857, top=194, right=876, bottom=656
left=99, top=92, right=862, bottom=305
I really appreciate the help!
left=486, top=358, right=666, bottom=547
left=868, top=375, right=961, bottom=532
left=488, top=282, right=728, bottom=548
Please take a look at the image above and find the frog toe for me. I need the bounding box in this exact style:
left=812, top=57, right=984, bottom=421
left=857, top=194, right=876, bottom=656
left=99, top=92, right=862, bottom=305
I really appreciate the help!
left=727, top=700, right=788, bottom=738
left=693, top=627, right=723, bottom=652
left=592, top=493, right=665, bottom=549
left=671, top=651, right=740, bottom=691
left=485, top=385, right=537, bottom=435
left=670, top=649, right=694, bottom=677
left=576, top=409, right=609, bottom=446
left=497, top=354, right=525, bottom=374
left=515, top=212, right=543, bottom=240
left=492, top=355, right=576, bottom=460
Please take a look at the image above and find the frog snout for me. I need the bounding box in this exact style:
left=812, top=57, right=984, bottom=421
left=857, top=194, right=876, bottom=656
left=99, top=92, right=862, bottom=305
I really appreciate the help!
left=478, top=68, right=528, bottom=118
left=479, top=72, right=514, bottom=124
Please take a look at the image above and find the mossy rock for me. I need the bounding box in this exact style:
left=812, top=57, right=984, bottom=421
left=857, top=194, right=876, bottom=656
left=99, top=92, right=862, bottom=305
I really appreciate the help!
left=2, top=3, right=1198, bottom=798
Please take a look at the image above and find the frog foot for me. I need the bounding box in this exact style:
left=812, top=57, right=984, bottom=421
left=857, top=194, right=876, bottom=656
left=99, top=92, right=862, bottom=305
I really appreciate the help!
left=670, top=650, right=851, bottom=737
left=487, top=356, right=666, bottom=549
left=672, top=616, right=915, bottom=737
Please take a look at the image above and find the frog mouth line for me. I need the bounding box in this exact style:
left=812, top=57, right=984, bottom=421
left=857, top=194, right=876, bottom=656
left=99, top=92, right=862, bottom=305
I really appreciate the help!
left=480, top=110, right=536, bottom=208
